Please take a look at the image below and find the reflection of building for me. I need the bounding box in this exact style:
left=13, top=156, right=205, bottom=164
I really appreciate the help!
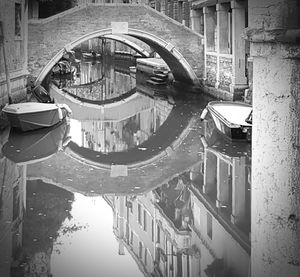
left=105, top=173, right=195, bottom=277
left=0, top=0, right=28, bottom=105
left=105, top=114, right=251, bottom=276
left=187, top=117, right=251, bottom=276
left=0, top=158, right=26, bottom=276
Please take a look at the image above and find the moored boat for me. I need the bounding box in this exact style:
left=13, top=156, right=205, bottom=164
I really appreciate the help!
left=200, top=101, right=252, bottom=141
left=2, top=102, right=72, bottom=132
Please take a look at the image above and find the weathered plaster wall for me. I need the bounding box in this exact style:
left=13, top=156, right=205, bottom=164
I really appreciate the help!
left=0, top=0, right=28, bottom=105
left=248, top=0, right=300, bottom=276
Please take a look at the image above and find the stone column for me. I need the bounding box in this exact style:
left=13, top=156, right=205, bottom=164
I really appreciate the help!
left=190, top=9, right=201, bottom=34
left=203, top=6, right=216, bottom=52
left=28, top=0, right=39, bottom=19
left=203, top=6, right=216, bottom=82
left=248, top=1, right=300, bottom=276
left=215, top=3, right=230, bottom=88
left=230, top=0, right=247, bottom=93
left=231, top=157, right=246, bottom=225
left=216, top=158, right=230, bottom=208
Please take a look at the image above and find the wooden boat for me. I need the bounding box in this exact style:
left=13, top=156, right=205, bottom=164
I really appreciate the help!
left=2, top=102, right=72, bottom=132
left=200, top=101, right=252, bottom=141
left=2, top=119, right=71, bottom=165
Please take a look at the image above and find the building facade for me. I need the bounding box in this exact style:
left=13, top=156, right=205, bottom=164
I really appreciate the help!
left=0, top=0, right=28, bottom=106
left=152, top=0, right=251, bottom=101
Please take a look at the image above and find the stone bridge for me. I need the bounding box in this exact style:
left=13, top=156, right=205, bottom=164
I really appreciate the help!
left=28, top=3, right=204, bottom=85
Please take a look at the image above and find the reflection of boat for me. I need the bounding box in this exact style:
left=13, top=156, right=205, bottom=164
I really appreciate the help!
left=2, top=119, right=71, bottom=165
left=82, top=51, right=101, bottom=59
left=31, top=84, right=54, bottom=103
left=2, top=102, right=72, bottom=132
left=129, top=66, right=136, bottom=73
left=200, top=101, right=252, bottom=141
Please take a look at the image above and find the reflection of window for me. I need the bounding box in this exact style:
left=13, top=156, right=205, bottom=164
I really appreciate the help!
left=130, top=231, right=133, bottom=245
left=143, top=210, right=147, bottom=231
left=138, top=204, right=142, bottom=225
left=144, top=248, right=148, bottom=265
left=157, top=225, right=161, bottom=243
left=207, top=212, right=213, bottom=239
left=139, top=242, right=143, bottom=258
left=13, top=185, right=20, bottom=221
left=15, top=2, right=22, bottom=38
left=151, top=220, right=154, bottom=242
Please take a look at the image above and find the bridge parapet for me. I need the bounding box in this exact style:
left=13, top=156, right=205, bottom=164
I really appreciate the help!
left=28, top=4, right=204, bottom=85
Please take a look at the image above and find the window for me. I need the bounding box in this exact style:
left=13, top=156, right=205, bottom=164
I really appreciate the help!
left=15, top=2, right=22, bottom=39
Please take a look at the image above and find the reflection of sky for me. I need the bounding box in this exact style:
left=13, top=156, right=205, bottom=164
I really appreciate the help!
left=69, top=119, right=82, bottom=146
left=51, top=194, right=143, bottom=277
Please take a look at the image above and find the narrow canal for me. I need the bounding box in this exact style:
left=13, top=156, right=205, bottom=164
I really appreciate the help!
left=0, top=45, right=251, bottom=277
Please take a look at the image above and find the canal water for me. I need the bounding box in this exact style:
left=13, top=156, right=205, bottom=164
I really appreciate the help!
left=0, top=53, right=251, bottom=277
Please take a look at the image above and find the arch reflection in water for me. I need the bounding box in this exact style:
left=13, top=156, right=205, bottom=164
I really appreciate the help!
left=0, top=101, right=252, bottom=277
left=68, top=93, right=173, bottom=154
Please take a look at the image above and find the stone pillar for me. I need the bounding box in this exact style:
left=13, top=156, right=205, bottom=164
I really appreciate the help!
left=231, top=157, right=246, bottom=225
left=215, top=3, right=230, bottom=88
left=203, top=151, right=217, bottom=196
left=203, top=6, right=216, bottom=82
left=29, top=0, right=39, bottom=19
left=248, top=1, right=300, bottom=276
left=216, top=158, right=230, bottom=208
left=230, top=0, right=247, bottom=93
left=160, top=0, right=166, bottom=14
left=190, top=9, right=203, bottom=34
left=203, top=6, right=216, bottom=52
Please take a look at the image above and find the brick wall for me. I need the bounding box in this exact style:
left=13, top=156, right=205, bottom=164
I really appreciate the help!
left=28, top=4, right=204, bottom=85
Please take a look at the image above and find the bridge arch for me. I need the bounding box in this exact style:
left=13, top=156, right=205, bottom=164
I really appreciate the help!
left=36, top=28, right=200, bottom=86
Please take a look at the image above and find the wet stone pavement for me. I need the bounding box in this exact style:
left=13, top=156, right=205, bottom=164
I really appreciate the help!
left=0, top=56, right=251, bottom=277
